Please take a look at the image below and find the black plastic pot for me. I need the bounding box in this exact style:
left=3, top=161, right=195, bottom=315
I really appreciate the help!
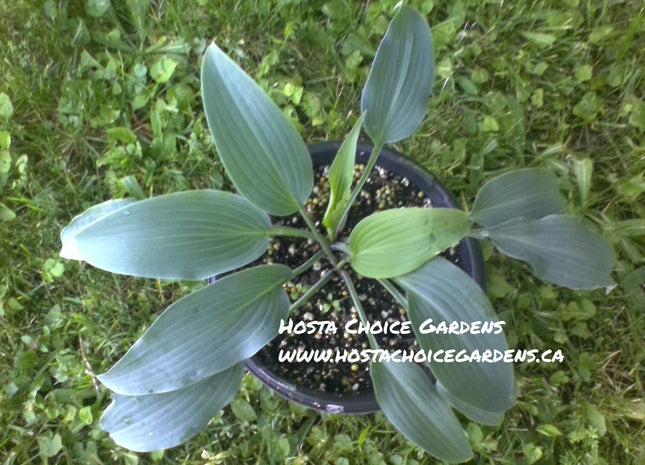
left=245, top=142, right=485, bottom=414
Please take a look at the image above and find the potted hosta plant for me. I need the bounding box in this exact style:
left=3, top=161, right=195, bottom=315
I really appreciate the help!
left=60, top=5, right=615, bottom=463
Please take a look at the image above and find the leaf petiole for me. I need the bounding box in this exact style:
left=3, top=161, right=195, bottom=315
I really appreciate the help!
left=291, top=250, right=325, bottom=277
left=297, top=204, right=338, bottom=266
left=377, top=278, right=407, bottom=309
left=335, top=256, right=351, bottom=269
left=339, top=270, right=379, bottom=350
left=331, top=242, right=351, bottom=257
left=289, top=270, right=335, bottom=313
left=269, top=225, right=317, bottom=241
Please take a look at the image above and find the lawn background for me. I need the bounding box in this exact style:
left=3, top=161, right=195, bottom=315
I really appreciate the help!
left=0, top=0, right=643, bottom=464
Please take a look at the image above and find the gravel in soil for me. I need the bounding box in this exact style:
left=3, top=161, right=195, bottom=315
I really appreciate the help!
left=253, top=162, right=460, bottom=395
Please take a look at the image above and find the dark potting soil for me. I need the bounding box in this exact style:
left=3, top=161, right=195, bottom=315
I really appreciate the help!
left=253, top=162, right=460, bottom=395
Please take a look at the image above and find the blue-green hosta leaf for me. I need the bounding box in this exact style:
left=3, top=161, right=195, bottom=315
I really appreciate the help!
left=60, top=190, right=271, bottom=280
left=322, top=113, right=365, bottom=235
left=487, top=215, right=615, bottom=290
left=98, top=265, right=291, bottom=395
left=361, top=6, right=434, bottom=144
left=349, top=208, right=469, bottom=278
left=60, top=198, right=137, bottom=247
left=470, top=169, right=565, bottom=228
left=436, top=382, right=503, bottom=425
left=394, top=258, right=515, bottom=423
left=202, top=44, right=313, bottom=216
left=371, top=361, right=472, bottom=463
left=101, top=363, right=243, bottom=452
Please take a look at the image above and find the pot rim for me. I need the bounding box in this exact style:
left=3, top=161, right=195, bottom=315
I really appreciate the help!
left=244, top=141, right=485, bottom=414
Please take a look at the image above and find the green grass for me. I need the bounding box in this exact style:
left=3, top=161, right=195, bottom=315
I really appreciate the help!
left=1, top=0, right=644, bottom=464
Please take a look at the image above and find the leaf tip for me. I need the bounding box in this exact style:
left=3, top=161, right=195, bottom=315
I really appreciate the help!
left=201, top=42, right=224, bottom=83
left=59, top=235, right=80, bottom=261
left=604, top=281, right=618, bottom=294
left=96, top=371, right=122, bottom=394
left=204, top=41, right=221, bottom=59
